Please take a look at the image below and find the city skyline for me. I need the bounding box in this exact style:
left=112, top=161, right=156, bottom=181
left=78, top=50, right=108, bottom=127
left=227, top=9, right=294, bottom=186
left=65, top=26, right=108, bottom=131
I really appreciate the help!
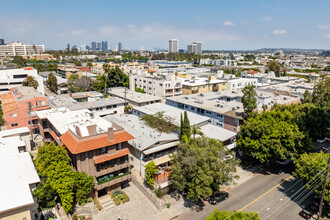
left=0, top=0, right=330, bottom=50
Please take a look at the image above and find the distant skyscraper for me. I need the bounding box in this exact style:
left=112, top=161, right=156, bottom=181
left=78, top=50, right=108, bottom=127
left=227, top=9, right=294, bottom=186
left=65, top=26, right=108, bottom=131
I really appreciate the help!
left=101, top=41, right=108, bottom=51
left=168, top=39, right=179, bottom=53
left=97, top=42, right=101, bottom=50
left=67, top=43, right=70, bottom=50
left=80, top=44, right=87, bottom=51
left=91, top=42, right=96, bottom=50
left=118, top=42, right=122, bottom=51
left=193, top=41, right=202, bottom=55
left=187, top=44, right=197, bottom=54
left=0, top=39, right=5, bottom=45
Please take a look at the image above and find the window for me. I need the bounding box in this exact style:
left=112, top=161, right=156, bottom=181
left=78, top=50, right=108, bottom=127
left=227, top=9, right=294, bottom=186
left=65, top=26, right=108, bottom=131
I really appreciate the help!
left=38, top=100, right=46, bottom=106
left=216, top=114, right=223, bottom=118
left=233, top=128, right=237, bottom=131
left=116, top=144, right=122, bottom=150
left=191, top=107, right=195, bottom=110
left=206, top=111, right=211, bottom=114
left=100, top=147, right=107, bottom=155
left=11, top=123, right=18, bottom=127
left=10, top=113, right=17, bottom=117
left=159, top=83, right=163, bottom=86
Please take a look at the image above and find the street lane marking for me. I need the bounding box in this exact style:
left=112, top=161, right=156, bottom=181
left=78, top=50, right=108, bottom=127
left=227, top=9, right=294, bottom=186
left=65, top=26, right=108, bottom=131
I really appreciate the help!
left=266, top=208, right=270, bottom=211
left=238, top=175, right=293, bottom=211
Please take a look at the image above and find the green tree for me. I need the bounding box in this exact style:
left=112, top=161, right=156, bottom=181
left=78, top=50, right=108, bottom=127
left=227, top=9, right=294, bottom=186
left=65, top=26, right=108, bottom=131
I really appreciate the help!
left=206, top=209, right=260, bottom=220
left=135, top=87, right=145, bottom=93
left=73, top=171, right=94, bottom=205
left=13, top=56, right=26, bottom=68
left=34, top=142, right=94, bottom=213
left=237, top=110, right=311, bottom=164
left=180, top=113, right=183, bottom=139
left=267, top=60, right=281, bottom=77
left=303, top=90, right=312, bottom=103
left=294, top=152, right=330, bottom=204
left=73, top=60, right=82, bottom=66
left=145, top=161, right=158, bottom=188
left=181, top=111, right=191, bottom=142
left=141, top=111, right=178, bottom=133
left=241, top=84, right=257, bottom=117
left=262, top=104, right=268, bottom=112
left=191, top=125, right=203, bottom=139
left=68, top=75, right=92, bottom=93
left=311, top=76, right=330, bottom=108
left=22, top=76, right=39, bottom=89
left=170, top=137, right=238, bottom=201
left=46, top=73, right=57, bottom=92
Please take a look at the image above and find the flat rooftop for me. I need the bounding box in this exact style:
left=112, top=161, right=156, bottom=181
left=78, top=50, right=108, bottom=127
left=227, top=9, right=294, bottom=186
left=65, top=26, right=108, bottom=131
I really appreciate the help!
left=108, top=87, right=162, bottom=104
left=199, top=124, right=236, bottom=142
left=133, top=103, right=210, bottom=126
left=104, top=114, right=178, bottom=151
left=36, top=108, right=114, bottom=136
left=0, top=136, right=40, bottom=213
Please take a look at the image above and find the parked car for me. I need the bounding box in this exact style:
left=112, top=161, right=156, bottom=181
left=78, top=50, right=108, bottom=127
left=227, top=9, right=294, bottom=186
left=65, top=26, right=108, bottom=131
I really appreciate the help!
left=208, top=191, right=229, bottom=205
left=299, top=206, right=312, bottom=219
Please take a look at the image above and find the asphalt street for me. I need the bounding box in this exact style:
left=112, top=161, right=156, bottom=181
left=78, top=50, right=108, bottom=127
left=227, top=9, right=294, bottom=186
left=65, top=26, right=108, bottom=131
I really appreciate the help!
left=178, top=167, right=311, bottom=220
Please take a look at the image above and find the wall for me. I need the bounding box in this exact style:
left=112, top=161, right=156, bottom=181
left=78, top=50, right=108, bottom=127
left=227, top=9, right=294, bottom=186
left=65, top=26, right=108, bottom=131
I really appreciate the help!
left=0, top=205, right=32, bottom=220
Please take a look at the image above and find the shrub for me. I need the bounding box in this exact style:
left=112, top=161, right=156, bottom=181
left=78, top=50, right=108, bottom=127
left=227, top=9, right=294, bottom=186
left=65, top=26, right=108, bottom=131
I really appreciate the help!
left=167, top=203, right=170, bottom=209
left=94, top=198, right=102, bottom=211
left=87, top=197, right=93, bottom=203
left=155, top=187, right=166, bottom=198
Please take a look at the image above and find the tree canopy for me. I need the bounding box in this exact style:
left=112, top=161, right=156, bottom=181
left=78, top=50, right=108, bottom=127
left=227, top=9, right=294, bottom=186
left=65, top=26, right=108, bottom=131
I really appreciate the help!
left=206, top=209, right=260, bottom=220
left=145, top=161, right=158, bottom=188
left=237, top=109, right=311, bottom=164
left=140, top=111, right=178, bottom=133
left=46, top=73, right=57, bottom=92
left=95, top=66, right=129, bottom=92
left=68, top=75, right=93, bottom=93
left=241, top=84, right=257, bottom=117
left=267, top=60, right=281, bottom=77
left=170, top=137, right=238, bottom=201
left=294, top=152, right=330, bottom=204
left=22, top=76, right=39, bottom=89
left=34, top=142, right=94, bottom=214
left=180, top=111, right=191, bottom=142
left=13, top=56, right=26, bottom=68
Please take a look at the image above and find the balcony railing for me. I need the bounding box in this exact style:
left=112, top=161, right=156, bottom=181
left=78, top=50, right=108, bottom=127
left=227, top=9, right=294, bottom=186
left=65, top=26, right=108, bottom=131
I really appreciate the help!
left=96, top=172, right=131, bottom=190
left=96, top=162, right=129, bottom=177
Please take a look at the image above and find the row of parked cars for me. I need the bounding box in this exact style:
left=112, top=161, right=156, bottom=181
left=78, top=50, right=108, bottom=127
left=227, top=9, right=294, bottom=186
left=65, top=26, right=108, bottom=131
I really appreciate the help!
left=180, top=189, right=229, bottom=205
left=299, top=197, right=325, bottom=219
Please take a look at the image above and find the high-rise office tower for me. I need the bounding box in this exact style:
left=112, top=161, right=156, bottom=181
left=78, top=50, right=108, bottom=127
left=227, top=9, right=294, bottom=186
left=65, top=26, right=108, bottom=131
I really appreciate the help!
left=80, top=44, right=87, bottom=51
left=168, top=39, right=179, bottom=53
left=118, top=42, right=122, bottom=51
left=101, top=41, right=108, bottom=51
left=0, top=39, right=5, bottom=45
left=97, top=42, right=101, bottom=50
left=67, top=43, right=70, bottom=50
left=91, top=42, right=96, bottom=50
left=187, top=44, right=197, bottom=54
left=193, top=41, right=202, bottom=55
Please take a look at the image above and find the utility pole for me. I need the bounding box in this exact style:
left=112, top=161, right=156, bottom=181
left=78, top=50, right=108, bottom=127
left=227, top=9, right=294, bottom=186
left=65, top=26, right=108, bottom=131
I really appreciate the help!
left=318, top=156, right=330, bottom=220
left=124, top=87, right=127, bottom=114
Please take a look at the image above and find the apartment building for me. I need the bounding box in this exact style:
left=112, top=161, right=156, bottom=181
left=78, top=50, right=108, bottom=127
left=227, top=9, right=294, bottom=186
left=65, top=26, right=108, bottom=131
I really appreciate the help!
left=166, top=89, right=301, bottom=132
left=0, top=67, right=45, bottom=94
left=91, top=63, right=120, bottom=75
left=0, top=42, right=45, bottom=56
left=108, top=87, right=162, bottom=107
left=48, top=92, right=125, bottom=117
left=36, top=108, right=135, bottom=196
left=129, top=74, right=182, bottom=98
left=181, top=76, right=227, bottom=95
left=0, top=134, right=40, bottom=220
left=105, top=114, right=179, bottom=188
left=0, top=86, right=49, bottom=131
left=226, top=78, right=258, bottom=90
left=168, top=39, right=179, bottom=53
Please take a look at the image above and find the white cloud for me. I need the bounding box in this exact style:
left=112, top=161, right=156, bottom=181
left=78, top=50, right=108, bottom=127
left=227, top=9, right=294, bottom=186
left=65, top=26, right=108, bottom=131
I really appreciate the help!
left=317, top=25, right=330, bottom=30
left=99, top=25, right=119, bottom=35
left=261, top=16, right=272, bottom=21
left=223, top=21, right=234, bottom=26
left=127, top=24, right=136, bottom=29
left=322, top=33, right=330, bottom=38
left=273, top=29, right=287, bottom=35
left=71, top=29, right=86, bottom=35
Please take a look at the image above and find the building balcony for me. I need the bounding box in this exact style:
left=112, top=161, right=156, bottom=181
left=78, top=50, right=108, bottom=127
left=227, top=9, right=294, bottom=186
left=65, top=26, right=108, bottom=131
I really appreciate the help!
left=95, top=173, right=131, bottom=190
left=95, top=162, right=130, bottom=177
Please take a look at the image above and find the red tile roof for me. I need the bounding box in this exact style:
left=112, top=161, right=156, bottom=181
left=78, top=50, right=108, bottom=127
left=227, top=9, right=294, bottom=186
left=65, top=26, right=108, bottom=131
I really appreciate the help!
left=93, top=148, right=130, bottom=164
left=60, top=130, right=134, bottom=154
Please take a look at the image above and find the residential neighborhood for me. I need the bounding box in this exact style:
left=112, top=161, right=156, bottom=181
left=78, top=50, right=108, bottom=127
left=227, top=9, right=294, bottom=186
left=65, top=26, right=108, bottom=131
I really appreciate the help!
left=1, top=1, right=330, bottom=220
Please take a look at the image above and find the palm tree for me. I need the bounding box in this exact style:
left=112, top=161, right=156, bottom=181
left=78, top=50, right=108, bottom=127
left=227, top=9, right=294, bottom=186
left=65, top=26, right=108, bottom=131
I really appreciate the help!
left=191, top=125, right=203, bottom=139
left=22, top=76, right=39, bottom=89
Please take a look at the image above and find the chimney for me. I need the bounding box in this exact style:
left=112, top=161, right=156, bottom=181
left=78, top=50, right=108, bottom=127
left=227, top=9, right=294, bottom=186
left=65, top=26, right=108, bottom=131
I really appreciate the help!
left=87, top=124, right=97, bottom=135
left=69, top=93, right=72, bottom=97
left=75, top=126, right=82, bottom=138
left=108, top=127, right=114, bottom=141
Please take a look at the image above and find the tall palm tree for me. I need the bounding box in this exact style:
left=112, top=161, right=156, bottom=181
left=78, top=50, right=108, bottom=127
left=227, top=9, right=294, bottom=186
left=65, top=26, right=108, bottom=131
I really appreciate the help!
left=191, top=125, right=203, bottom=139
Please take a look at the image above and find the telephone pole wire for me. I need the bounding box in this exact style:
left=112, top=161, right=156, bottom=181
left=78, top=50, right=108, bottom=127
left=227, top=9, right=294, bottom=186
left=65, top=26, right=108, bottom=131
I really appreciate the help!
left=318, top=155, right=330, bottom=220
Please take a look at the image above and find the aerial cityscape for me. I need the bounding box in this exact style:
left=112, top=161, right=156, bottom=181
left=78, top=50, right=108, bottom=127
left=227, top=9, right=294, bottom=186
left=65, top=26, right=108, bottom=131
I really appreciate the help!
left=0, top=1, right=329, bottom=220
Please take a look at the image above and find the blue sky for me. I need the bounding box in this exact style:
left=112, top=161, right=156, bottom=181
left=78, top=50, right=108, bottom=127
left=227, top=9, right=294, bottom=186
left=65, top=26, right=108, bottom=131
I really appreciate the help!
left=1, top=0, right=330, bottom=50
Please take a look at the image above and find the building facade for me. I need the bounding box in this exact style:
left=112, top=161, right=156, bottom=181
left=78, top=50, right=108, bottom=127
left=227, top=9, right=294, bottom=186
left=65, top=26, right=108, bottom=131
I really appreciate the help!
left=37, top=109, right=134, bottom=196
left=168, top=39, right=179, bottom=53
left=129, top=74, right=182, bottom=98
left=0, top=42, right=45, bottom=56
left=0, top=87, right=49, bottom=131
left=181, top=76, right=227, bottom=95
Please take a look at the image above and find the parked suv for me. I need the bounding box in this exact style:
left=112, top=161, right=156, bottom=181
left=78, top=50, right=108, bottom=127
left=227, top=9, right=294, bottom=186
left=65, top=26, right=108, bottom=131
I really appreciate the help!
left=208, top=191, right=229, bottom=205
